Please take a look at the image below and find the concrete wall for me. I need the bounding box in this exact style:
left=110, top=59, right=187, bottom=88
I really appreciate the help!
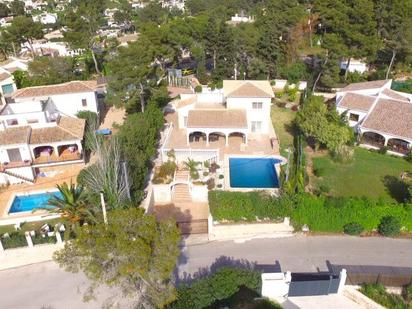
left=208, top=217, right=294, bottom=241
left=0, top=144, right=32, bottom=163
left=226, top=97, right=272, bottom=134
left=191, top=185, right=208, bottom=202
left=0, top=166, right=35, bottom=185
left=152, top=184, right=172, bottom=203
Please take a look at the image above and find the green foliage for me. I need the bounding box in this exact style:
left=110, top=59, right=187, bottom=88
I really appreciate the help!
left=54, top=208, right=181, bottom=308
left=117, top=103, right=164, bottom=201
left=206, top=178, right=215, bottom=190
left=280, top=61, right=308, bottom=84
left=378, top=146, right=388, bottom=155
left=331, top=145, right=354, bottom=163
left=154, top=161, right=177, bottom=184
left=296, top=95, right=353, bottom=151
left=343, top=222, right=364, bottom=235
left=209, top=191, right=412, bottom=233
left=360, top=284, right=410, bottom=309
left=405, top=152, right=412, bottom=163
left=1, top=232, right=27, bottom=249
left=378, top=215, right=401, bottom=237
left=2, top=16, right=43, bottom=53
left=76, top=111, right=99, bottom=152
left=194, top=85, right=202, bottom=93
left=169, top=267, right=261, bottom=309
left=25, top=57, right=78, bottom=86
left=32, top=234, right=57, bottom=245
left=209, top=191, right=293, bottom=222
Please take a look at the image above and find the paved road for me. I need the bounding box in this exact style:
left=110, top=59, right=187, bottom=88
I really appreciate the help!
left=0, top=235, right=411, bottom=308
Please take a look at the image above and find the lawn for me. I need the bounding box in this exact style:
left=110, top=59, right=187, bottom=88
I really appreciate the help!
left=312, top=147, right=412, bottom=202
left=271, top=106, right=297, bottom=156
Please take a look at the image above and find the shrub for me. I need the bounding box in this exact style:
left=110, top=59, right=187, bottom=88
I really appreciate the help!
left=209, top=162, right=220, bottom=173
left=217, top=184, right=222, bottom=189
left=1, top=232, right=27, bottom=249
left=158, top=161, right=177, bottom=179
left=32, top=233, right=56, bottom=245
left=317, top=182, right=330, bottom=194
left=207, top=178, right=215, bottom=190
left=378, top=146, right=388, bottom=154
left=360, top=284, right=409, bottom=309
left=378, top=216, right=401, bottom=237
left=203, top=171, right=209, bottom=177
left=219, top=174, right=224, bottom=179
left=331, top=145, right=354, bottom=163
left=190, top=170, right=200, bottom=180
left=194, top=85, right=202, bottom=93
left=343, top=222, right=364, bottom=235
left=203, top=161, right=210, bottom=169
left=405, top=152, right=412, bottom=163
left=168, top=267, right=261, bottom=309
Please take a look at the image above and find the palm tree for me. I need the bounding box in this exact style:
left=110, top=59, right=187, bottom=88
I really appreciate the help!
left=184, top=158, right=200, bottom=180
left=45, top=182, right=97, bottom=235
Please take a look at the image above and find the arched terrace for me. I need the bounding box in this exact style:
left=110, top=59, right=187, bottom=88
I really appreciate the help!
left=387, top=138, right=411, bottom=155
left=188, top=131, right=207, bottom=144
left=361, top=132, right=386, bottom=148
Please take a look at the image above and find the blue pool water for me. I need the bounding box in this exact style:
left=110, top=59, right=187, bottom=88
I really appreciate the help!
left=9, top=191, right=62, bottom=214
left=229, top=158, right=281, bottom=188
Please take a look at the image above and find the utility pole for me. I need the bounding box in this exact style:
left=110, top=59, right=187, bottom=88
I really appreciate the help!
left=100, top=192, right=108, bottom=225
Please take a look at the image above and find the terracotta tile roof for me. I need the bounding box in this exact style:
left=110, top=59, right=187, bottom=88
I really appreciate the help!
left=381, top=89, right=409, bottom=102
left=341, top=80, right=390, bottom=92
left=30, top=116, right=85, bottom=144
left=187, top=109, right=247, bottom=129
left=0, top=126, right=31, bottom=145
left=12, top=81, right=97, bottom=98
left=0, top=72, right=11, bottom=82
left=338, top=93, right=376, bottom=112
left=362, top=99, right=412, bottom=140
left=223, top=80, right=274, bottom=98
left=176, top=96, right=196, bottom=109
left=57, top=116, right=86, bottom=139
left=167, top=86, right=193, bottom=98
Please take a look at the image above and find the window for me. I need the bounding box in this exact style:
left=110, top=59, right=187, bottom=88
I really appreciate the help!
left=82, top=99, right=87, bottom=107
left=7, top=148, right=22, bottom=162
left=1, top=84, right=14, bottom=94
left=27, top=119, right=39, bottom=124
left=252, top=102, right=263, bottom=109
left=349, top=113, right=359, bottom=122
left=251, top=121, right=262, bottom=133
left=6, top=119, right=18, bottom=126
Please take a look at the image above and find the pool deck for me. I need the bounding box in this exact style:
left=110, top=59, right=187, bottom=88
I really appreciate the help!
left=0, top=163, right=84, bottom=223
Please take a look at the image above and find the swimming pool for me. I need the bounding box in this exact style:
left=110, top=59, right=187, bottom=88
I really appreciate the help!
left=8, top=191, right=61, bottom=214
left=229, top=157, right=281, bottom=188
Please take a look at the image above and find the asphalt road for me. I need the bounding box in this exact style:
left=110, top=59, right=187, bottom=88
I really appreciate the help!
left=0, top=235, right=411, bottom=309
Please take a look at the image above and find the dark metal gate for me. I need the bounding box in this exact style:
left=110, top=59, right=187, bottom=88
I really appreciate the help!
left=288, top=273, right=340, bottom=297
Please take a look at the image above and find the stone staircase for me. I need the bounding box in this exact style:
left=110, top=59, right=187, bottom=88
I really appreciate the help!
left=173, top=184, right=192, bottom=202
left=2, top=170, right=34, bottom=184
left=174, top=169, right=190, bottom=182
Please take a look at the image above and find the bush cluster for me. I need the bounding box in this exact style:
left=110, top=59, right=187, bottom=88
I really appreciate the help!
left=209, top=191, right=412, bottom=234
left=343, top=222, right=364, bottom=235
left=1, top=232, right=27, bottom=249
left=168, top=267, right=261, bottom=309
left=209, top=191, right=294, bottom=222
left=360, top=284, right=410, bottom=309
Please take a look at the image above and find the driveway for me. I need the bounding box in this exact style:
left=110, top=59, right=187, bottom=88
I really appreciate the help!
left=0, top=235, right=411, bottom=308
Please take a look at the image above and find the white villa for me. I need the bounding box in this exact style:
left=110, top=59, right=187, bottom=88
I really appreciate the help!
left=162, top=80, right=279, bottom=163
left=0, top=80, right=104, bottom=185
left=336, top=79, right=412, bottom=155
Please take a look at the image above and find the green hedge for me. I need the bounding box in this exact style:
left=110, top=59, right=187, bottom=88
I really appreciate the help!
left=291, top=194, right=412, bottom=232
left=209, top=191, right=293, bottom=222
left=209, top=191, right=412, bottom=233
left=1, top=232, right=27, bottom=249
left=168, top=267, right=261, bottom=309
left=32, top=234, right=57, bottom=245
left=360, top=284, right=410, bottom=309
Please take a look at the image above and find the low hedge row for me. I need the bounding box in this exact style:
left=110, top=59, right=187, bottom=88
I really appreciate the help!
left=209, top=191, right=293, bottom=222
left=168, top=267, right=261, bottom=309
left=1, top=232, right=27, bottom=249
left=209, top=191, right=412, bottom=233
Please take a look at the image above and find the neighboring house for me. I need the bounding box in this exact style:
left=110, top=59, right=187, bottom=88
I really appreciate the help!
left=0, top=79, right=102, bottom=185
left=9, top=80, right=102, bottom=115
left=0, top=69, right=17, bottom=105
left=161, top=0, right=185, bottom=11
left=0, top=106, right=85, bottom=185
left=21, top=40, right=85, bottom=58
left=336, top=79, right=412, bottom=155
left=0, top=17, right=13, bottom=28
left=161, top=80, right=278, bottom=163
left=227, top=13, right=255, bottom=26
left=0, top=57, right=30, bottom=74
left=339, top=59, right=368, bottom=74
left=32, top=13, right=58, bottom=25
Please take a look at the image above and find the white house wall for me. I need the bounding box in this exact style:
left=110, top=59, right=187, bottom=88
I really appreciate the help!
left=0, top=144, right=31, bottom=163
left=226, top=97, right=271, bottom=134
